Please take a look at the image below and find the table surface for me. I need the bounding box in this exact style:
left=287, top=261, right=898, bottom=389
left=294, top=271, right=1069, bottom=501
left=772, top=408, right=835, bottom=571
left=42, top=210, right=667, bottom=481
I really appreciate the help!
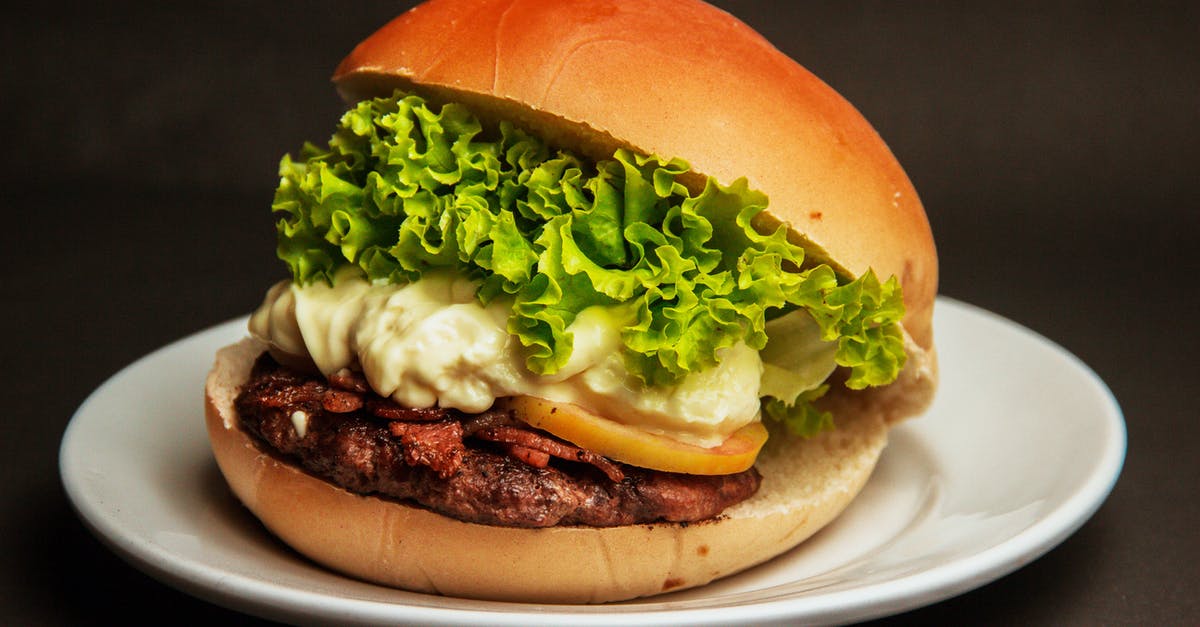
left=4, top=2, right=1197, bottom=624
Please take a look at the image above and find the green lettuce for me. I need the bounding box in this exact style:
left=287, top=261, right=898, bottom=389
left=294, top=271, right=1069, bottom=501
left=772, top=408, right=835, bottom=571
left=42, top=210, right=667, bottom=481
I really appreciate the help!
left=271, top=90, right=907, bottom=432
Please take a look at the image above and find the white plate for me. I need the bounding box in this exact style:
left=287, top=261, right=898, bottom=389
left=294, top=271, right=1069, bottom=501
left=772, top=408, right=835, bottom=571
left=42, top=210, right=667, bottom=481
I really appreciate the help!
left=60, top=298, right=1125, bottom=625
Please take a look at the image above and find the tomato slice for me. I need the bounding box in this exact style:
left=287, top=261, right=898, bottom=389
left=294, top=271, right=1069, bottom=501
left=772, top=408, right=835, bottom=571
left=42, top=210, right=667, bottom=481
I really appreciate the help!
left=499, top=396, right=767, bottom=475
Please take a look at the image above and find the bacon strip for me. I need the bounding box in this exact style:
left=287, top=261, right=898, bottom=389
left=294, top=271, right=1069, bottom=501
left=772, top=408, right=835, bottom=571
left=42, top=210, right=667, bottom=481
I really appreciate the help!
left=461, top=409, right=520, bottom=434
left=475, top=425, right=625, bottom=483
left=506, top=444, right=551, bottom=468
left=255, top=379, right=324, bottom=409
left=321, top=388, right=363, bottom=413
left=370, top=399, right=449, bottom=422
left=388, top=421, right=465, bottom=479
left=246, top=371, right=365, bottom=414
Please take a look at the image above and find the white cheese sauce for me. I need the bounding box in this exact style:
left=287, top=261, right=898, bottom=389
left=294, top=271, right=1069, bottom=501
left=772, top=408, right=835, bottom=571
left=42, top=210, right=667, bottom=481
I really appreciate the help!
left=248, top=270, right=767, bottom=446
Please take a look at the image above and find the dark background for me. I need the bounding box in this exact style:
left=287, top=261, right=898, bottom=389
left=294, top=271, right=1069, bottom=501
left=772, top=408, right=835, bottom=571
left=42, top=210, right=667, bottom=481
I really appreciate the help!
left=3, top=1, right=1197, bottom=624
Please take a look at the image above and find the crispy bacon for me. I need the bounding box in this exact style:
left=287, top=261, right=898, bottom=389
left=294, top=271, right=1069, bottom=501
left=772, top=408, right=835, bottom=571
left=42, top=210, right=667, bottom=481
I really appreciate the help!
left=245, top=367, right=365, bottom=414
left=506, top=444, right=551, bottom=468
left=474, top=425, right=626, bottom=483
left=321, top=388, right=363, bottom=413
left=369, top=399, right=450, bottom=422
left=461, top=409, right=521, bottom=434
left=254, top=379, right=324, bottom=409
left=388, top=421, right=465, bottom=478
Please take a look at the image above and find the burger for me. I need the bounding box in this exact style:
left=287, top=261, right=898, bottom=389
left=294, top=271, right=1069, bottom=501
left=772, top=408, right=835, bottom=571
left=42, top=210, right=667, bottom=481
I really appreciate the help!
left=205, top=0, right=937, bottom=603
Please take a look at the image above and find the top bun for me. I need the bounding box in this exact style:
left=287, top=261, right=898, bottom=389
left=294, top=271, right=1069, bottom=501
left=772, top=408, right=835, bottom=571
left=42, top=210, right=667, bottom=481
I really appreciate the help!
left=333, top=0, right=937, bottom=418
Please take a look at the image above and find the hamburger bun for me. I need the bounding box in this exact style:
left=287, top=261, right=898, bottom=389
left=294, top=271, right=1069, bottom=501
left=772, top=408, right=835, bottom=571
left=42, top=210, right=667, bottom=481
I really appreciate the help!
left=205, top=0, right=938, bottom=603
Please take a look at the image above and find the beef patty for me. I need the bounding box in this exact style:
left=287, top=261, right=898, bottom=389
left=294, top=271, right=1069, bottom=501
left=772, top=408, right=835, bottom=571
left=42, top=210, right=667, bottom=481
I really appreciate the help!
left=234, top=353, right=762, bottom=528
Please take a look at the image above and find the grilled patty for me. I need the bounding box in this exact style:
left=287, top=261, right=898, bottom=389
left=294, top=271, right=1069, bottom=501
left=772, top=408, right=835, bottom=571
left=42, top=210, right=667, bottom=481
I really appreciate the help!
left=234, top=353, right=761, bottom=528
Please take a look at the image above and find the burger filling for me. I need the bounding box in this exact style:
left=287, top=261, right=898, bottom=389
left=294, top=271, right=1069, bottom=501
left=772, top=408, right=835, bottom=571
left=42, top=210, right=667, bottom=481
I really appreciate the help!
left=235, top=352, right=761, bottom=527
left=246, top=89, right=908, bottom=524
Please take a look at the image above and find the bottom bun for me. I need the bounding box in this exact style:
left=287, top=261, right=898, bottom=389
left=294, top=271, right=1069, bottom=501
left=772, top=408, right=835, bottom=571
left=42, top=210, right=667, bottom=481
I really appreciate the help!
left=205, top=338, right=889, bottom=603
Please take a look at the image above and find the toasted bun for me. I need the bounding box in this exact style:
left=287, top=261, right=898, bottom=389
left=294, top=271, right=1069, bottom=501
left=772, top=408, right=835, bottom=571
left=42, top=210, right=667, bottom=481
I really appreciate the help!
left=333, top=0, right=937, bottom=421
left=207, top=338, right=888, bottom=602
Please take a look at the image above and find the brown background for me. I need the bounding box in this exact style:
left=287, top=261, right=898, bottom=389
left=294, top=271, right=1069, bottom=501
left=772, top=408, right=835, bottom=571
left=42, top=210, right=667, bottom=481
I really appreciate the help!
left=2, top=1, right=1197, bottom=624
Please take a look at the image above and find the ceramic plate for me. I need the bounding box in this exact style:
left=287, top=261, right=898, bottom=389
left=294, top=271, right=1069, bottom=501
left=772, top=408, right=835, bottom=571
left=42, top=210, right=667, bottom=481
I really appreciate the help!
left=60, top=298, right=1125, bottom=625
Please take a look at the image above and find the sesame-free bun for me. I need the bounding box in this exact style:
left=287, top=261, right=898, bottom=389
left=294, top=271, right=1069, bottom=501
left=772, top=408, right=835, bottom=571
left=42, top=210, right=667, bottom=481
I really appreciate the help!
left=207, top=338, right=889, bottom=603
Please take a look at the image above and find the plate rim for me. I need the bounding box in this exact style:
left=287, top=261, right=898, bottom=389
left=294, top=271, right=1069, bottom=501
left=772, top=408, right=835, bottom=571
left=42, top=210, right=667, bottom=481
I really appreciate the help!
left=59, top=297, right=1126, bottom=625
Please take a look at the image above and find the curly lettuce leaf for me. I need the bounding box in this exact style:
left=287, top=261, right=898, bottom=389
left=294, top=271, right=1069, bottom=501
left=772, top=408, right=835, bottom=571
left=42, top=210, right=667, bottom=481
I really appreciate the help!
left=271, top=90, right=908, bottom=425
